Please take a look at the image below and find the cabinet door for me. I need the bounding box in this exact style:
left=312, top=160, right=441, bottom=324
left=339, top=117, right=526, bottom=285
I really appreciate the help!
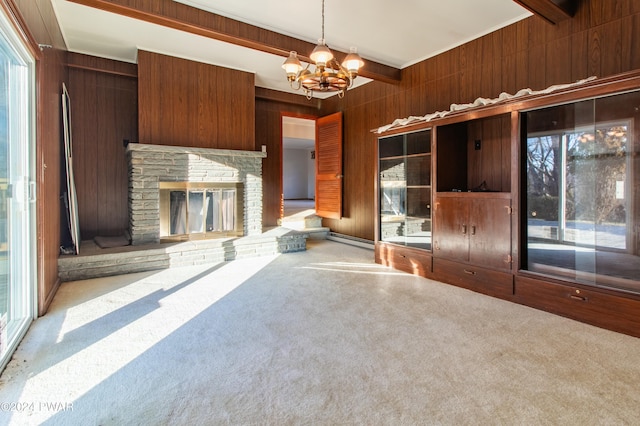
left=434, top=197, right=469, bottom=261
left=470, top=198, right=512, bottom=270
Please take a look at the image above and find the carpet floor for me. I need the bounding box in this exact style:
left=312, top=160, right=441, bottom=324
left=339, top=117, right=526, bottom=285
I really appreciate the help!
left=0, top=240, right=639, bottom=425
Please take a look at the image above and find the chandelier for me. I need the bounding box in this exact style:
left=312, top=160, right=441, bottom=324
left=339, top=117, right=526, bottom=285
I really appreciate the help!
left=281, top=0, right=364, bottom=99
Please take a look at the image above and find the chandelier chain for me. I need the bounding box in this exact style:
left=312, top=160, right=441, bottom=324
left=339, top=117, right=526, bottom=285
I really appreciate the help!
left=321, top=0, right=325, bottom=41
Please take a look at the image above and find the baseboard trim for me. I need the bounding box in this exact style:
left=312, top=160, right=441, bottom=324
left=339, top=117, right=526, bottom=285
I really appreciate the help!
left=39, top=277, right=61, bottom=317
left=327, top=232, right=374, bottom=250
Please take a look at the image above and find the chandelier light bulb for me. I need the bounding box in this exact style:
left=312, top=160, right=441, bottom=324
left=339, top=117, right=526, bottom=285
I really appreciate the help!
left=342, top=47, right=364, bottom=75
left=282, top=51, right=303, bottom=79
left=310, top=39, right=333, bottom=67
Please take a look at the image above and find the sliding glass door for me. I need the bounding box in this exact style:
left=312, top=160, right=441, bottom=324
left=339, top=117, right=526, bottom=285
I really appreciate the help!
left=0, top=8, right=36, bottom=372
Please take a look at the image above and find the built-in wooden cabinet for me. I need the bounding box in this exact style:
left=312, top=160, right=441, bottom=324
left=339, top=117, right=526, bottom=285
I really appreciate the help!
left=434, top=193, right=512, bottom=271
left=375, top=129, right=433, bottom=277
left=431, top=113, right=514, bottom=295
left=375, top=70, right=640, bottom=338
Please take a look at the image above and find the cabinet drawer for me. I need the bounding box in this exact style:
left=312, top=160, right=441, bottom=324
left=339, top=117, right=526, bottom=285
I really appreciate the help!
left=433, top=258, right=513, bottom=298
left=375, top=243, right=432, bottom=278
left=514, top=276, right=640, bottom=338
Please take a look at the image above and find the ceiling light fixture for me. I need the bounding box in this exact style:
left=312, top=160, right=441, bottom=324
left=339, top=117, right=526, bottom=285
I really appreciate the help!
left=282, top=0, right=364, bottom=99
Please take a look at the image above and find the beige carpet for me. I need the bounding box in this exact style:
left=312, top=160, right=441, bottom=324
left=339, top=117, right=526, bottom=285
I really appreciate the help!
left=1, top=240, right=639, bottom=425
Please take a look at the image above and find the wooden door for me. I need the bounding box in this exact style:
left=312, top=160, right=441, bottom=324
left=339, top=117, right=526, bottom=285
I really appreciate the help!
left=469, top=197, right=512, bottom=270
left=315, top=112, right=343, bottom=219
left=434, top=196, right=469, bottom=261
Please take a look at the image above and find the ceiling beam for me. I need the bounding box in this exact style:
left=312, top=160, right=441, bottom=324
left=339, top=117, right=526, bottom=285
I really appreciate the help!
left=67, top=0, right=402, bottom=84
left=255, top=87, right=321, bottom=108
left=513, top=0, right=577, bottom=25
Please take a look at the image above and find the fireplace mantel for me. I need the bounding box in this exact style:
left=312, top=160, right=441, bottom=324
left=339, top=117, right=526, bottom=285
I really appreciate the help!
left=128, top=143, right=267, bottom=160
left=127, top=143, right=266, bottom=245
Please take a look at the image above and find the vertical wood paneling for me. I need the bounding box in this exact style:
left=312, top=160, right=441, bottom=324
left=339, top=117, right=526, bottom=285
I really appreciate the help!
left=622, top=14, right=640, bottom=71
left=589, top=0, right=623, bottom=27
left=320, top=0, right=640, bottom=241
left=545, top=37, right=572, bottom=84
left=569, top=31, right=589, bottom=80
left=138, top=50, right=255, bottom=150
left=466, top=117, right=511, bottom=193
left=592, top=21, right=623, bottom=77
left=75, top=69, right=97, bottom=235
left=68, top=56, right=137, bottom=240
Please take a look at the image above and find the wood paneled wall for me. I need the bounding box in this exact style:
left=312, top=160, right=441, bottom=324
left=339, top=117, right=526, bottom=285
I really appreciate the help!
left=16, top=0, right=640, bottom=297
left=255, top=94, right=319, bottom=227
left=321, top=0, right=640, bottom=241
left=13, top=0, right=67, bottom=314
left=138, top=50, right=255, bottom=150
left=68, top=53, right=138, bottom=240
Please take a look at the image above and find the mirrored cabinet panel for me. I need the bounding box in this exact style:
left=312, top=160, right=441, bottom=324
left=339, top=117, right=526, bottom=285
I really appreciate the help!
left=522, top=90, right=640, bottom=294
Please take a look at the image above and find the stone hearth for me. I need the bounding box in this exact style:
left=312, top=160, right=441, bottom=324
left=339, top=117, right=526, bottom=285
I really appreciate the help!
left=57, top=144, right=320, bottom=282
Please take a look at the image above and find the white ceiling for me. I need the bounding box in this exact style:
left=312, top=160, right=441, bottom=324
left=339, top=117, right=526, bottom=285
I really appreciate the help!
left=52, top=0, right=531, bottom=99
left=282, top=116, right=315, bottom=148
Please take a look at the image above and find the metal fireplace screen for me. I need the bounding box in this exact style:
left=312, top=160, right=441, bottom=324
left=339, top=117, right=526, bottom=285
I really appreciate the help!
left=159, top=182, right=243, bottom=240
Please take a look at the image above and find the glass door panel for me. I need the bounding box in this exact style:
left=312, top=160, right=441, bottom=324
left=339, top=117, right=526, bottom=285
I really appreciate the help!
left=0, top=9, right=35, bottom=372
left=169, top=191, right=187, bottom=235
left=523, top=90, right=639, bottom=293
left=187, top=190, right=204, bottom=234
left=206, top=190, right=220, bottom=232
left=378, top=129, right=432, bottom=250
left=406, top=187, right=431, bottom=249
left=406, top=155, right=430, bottom=186
left=221, top=189, right=235, bottom=231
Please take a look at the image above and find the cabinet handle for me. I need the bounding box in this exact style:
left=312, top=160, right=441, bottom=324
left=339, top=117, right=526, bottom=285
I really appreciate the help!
left=463, top=269, right=476, bottom=275
left=569, top=294, right=587, bottom=302
left=471, top=225, right=476, bottom=235
left=462, top=224, right=467, bottom=234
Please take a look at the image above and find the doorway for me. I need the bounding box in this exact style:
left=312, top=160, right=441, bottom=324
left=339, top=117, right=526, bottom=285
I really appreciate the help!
left=282, top=115, right=316, bottom=220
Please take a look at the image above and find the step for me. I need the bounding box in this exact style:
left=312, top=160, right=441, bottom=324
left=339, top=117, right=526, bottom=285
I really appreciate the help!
left=58, top=227, right=309, bottom=282
left=303, top=227, right=331, bottom=240
left=279, top=214, right=323, bottom=230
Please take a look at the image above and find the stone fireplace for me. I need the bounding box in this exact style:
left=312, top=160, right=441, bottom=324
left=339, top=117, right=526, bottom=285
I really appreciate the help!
left=127, top=143, right=266, bottom=245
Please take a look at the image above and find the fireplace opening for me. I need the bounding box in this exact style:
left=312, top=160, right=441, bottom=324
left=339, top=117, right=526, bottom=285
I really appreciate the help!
left=159, top=182, right=244, bottom=241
